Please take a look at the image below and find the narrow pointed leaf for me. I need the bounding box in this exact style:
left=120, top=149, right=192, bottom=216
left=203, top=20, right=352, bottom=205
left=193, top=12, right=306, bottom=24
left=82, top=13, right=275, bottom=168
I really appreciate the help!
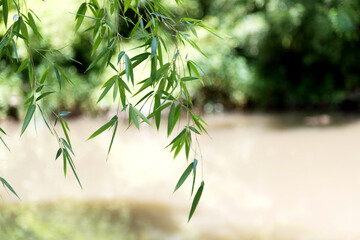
left=107, top=120, right=118, bottom=157
left=188, top=181, right=204, bottom=222
left=0, top=177, right=20, bottom=199
left=55, top=148, right=62, bottom=160
left=174, top=162, right=193, bottom=192
left=17, top=59, right=29, bottom=73
left=88, top=116, right=117, bottom=140
left=2, top=0, right=8, bottom=27
left=21, top=104, right=36, bottom=136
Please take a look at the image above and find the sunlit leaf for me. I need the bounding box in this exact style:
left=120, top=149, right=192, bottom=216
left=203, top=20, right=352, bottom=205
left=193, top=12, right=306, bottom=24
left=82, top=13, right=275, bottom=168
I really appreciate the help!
left=20, top=104, right=36, bottom=136
left=75, top=2, right=87, bottom=31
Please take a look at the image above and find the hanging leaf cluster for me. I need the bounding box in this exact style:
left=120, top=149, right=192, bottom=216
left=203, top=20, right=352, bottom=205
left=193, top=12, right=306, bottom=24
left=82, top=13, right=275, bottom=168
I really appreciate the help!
left=0, top=0, right=221, bottom=221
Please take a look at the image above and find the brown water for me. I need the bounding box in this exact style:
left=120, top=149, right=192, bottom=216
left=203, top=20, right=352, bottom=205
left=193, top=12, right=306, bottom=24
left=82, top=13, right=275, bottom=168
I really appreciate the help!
left=1, top=113, right=360, bottom=239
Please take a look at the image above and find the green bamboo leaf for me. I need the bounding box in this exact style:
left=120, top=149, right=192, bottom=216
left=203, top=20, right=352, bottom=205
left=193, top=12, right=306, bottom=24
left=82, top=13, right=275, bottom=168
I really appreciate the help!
left=28, top=61, right=34, bottom=88
left=86, top=46, right=109, bottom=72
left=107, top=119, right=118, bottom=157
left=151, top=37, right=158, bottom=59
left=188, top=126, right=200, bottom=135
left=17, top=59, right=29, bottom=73
left=91, top=32, right=103, bottom=55
left=27, top=12, right=42, bottom=38
left=104, top=20, right=119, bottom=35
left=12, top=31, right=26, bottom=40
left=147, top=102, right=172, bottom=119
left=37, top=104, right=53, bottom=135
left=188, top=61, right=203, bottom=84
left=59, top=111, right=71, bottom=117
left=2, top=0, right=8, bottom=27
left=61, top=138, right=74, bottom=156
left=134, top=91, right=153, bottom=107
left=191, top=159, right=198, bottom=195
left=88, top=116, right=118, bottom=140
left=154, top=94, right=161, bottom=130
left=0, top=128, right=6, bottom=135
left=54, top=50, right=82, bottom=65
left=167, top=103, right=175, bottom=136
left=129, top=105, right=139, bottom=129
left=11, top=39, right=18, bottom=61
left=133, top=106, right=151, bottom=126
left=63, top=149, right=83, bottom=189
left=97, top=76, right=116, bottom=103
left=166, top=128, right=186, bottom=148
left=0, top=136, right=10, bottom=151
left=63, top=153, right=67, bottom=176
left=174, top=162, right=193, bottom=192
left=60, top=119, right=72, bottom=150
left=188, top=181, right=204, bottom=222
left=75, top=3, right=87, bottom=31
left=20, top=104, right=36, bottom=136
left=20, top=17, right=29, bottom=40
left=23, top=95, right=34, bottom=106
left=0, top=177, right=20, bottom=199
left=117, top=51, right=125, bottom=64
left=129, top=17, right=141, bottom=38
left=125, top=54, right=134, bottom=85
left=36, top=92, right=53, bottom=101
left=55, top=148, right=62, bottom=160
left=0, top=36, right=9, bottom=51
left=39, top=66, right=50, bottom=84
left=56, top=64, right=74, bottom=85
left=54, top=65, right=61, bottom=89
left=181, top=76, right=198, bottom=82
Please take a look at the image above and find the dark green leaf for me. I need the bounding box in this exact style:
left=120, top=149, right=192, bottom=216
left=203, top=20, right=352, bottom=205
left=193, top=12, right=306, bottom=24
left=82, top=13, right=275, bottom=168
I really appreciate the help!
left=55, top=148, right=62, bottom=160
left=188, top=181, right=204, bottom=222
left=2, top=0, right=8, bottom=27
left=0, top=128, right=6, bottom=135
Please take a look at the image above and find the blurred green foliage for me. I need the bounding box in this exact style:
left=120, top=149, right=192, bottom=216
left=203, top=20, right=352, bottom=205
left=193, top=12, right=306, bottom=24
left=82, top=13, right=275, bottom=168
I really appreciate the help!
left=0, top=200, right=178, bottom=240
left=2, top=0, right=360, bottom=115
left=180, top=0, right=360, bottom=110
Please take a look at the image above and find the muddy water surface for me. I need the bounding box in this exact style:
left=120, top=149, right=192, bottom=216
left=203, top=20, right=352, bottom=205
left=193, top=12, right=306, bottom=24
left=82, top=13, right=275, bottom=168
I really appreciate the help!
left=1, top=113, right=360, bottom=239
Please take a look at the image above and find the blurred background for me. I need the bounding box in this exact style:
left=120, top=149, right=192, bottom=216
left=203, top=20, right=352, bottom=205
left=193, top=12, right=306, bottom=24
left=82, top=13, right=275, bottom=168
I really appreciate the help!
left=1, top=0, right=360, bottom=239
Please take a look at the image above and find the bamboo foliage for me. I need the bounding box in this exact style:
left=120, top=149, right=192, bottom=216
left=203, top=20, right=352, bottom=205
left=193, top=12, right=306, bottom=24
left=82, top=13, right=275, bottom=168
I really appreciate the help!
left=0, top=0, right=220, bottom=221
